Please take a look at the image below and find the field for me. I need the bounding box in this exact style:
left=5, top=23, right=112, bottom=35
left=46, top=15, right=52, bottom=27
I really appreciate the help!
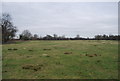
left=2, top=40, right=118, bottom=79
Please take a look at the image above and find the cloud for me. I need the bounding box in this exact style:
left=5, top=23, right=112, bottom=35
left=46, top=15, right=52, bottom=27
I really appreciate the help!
left=2, top=2, right=118, bottom=37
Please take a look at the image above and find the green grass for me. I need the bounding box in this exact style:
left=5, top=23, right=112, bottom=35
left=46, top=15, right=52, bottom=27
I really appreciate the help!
left=2, top=40, right=118, bottom=79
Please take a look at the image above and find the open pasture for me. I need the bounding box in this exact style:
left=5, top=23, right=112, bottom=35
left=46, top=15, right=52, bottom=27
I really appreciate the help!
left=2, top=40, right=118, bottom=79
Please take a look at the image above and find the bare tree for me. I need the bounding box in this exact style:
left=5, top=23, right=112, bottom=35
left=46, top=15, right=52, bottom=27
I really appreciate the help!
left=33, top=34, right=39, bottom=40
left=0, top=13, right=18, bottom=43
left=61, top=35, right=65, bottom=38
left=43, top=35, right=53, bottom=40
left=53, top=34, right=58, bottom=40
left=76, top=34, right=80, bottom=38
left=20, top=30, right=32, bottom=40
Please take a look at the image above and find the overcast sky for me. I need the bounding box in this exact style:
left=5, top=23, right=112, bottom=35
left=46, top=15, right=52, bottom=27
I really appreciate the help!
left=2, top=2, right=118, bottom=38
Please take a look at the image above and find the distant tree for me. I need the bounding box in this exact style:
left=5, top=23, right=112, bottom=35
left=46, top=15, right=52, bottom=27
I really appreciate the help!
left=20, top=30, right=32, bottom=40
left=76, top=34, right=80, bottom=38
left=43, top=35, right=53, bottom=40
left=19, top=34, right=23, bottom=40
left=108, top=35, right=114, bottom=40
left=39, top=35, right=43, bottom=40
left=53, top=34, right=58, bottom=40
left=57, top=35, right=66, bottom=40
left=75, top=34, right=80, bottom=40
left=118, top=35, right=120, bottom=40
left=95, top=35, right=102, bottom=40
left=0, top=13, right=18, bottom=43
left=33, top=34, right=39, bottom=40
left=102, top=34, right=108, bottom=40
left=0, top=27, right=2, bottom=44
left=61, top=35, right=65, bottom=39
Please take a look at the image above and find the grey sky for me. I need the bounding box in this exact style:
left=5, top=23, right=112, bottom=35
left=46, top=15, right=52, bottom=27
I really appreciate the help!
left=2, top=2, right=118, bottom=38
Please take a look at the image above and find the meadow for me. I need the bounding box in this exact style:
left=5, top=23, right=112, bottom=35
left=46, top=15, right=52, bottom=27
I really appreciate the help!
left=2, top=40, right=118, bottom=79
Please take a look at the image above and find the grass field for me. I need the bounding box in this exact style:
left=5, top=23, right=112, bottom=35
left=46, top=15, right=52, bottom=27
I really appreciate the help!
left=2, top=40, right=118, bottom=79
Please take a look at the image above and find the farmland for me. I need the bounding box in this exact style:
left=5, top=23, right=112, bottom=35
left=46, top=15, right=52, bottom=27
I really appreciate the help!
left=2, top=40, right=118, bottom=79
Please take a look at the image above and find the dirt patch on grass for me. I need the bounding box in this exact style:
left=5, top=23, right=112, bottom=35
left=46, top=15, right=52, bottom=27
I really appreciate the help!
left=2, top=70, right=7, bottom=73
left=8, top=48, right=18, bottom=50
left=22, top=64, right=43, bottom=71
left=85, top=54, right=101, bottom=57
left=43, top=48, right=51, bottom=50
left=64, top=52, right=72, bottom=55
left=93, top=45, right=97, bottom=46
left=28, top=49, right=33, bottom=51
left=97, top=60, right=101, bottom=62
left=26, top=56, right=32, bottom=58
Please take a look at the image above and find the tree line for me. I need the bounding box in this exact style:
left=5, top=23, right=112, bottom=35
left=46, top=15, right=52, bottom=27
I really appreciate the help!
left=19, top=30, right=120, bottom=40
left=0, top=13, right=120, bottom=43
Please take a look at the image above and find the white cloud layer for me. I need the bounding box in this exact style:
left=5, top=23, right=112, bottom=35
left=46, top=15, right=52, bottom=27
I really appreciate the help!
left=2, top=2, right=118, bottom=37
